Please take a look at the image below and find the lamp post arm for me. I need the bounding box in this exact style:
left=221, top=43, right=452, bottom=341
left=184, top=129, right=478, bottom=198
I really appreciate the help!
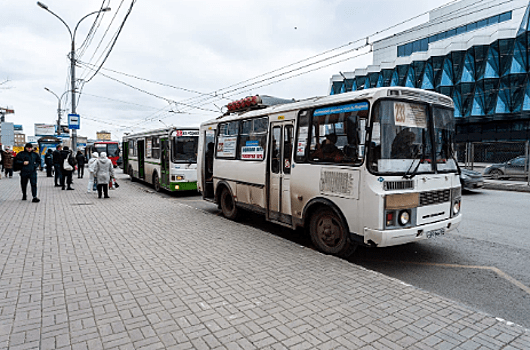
left=73, top=10, right=103, bottom=40
left=40, top=7, right=73, bottom=41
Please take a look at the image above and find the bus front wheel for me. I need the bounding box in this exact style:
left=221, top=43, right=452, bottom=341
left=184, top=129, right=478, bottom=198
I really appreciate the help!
left=220, top=188, right=239, bottom=220
left=309, top=208, right=356, bottom=258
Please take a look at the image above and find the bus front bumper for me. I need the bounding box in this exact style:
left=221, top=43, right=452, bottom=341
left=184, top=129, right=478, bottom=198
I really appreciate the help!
left=362, top=214, right=462, bottom=247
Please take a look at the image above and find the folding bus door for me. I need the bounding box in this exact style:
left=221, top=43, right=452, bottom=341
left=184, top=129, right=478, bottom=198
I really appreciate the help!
left=160, top=138, right=170, bottom=189
left=268, top=121, right=294, bottom=225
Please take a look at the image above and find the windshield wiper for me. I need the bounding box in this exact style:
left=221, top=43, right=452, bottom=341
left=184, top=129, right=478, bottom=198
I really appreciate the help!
left=403, top=145, right=424, bottom=180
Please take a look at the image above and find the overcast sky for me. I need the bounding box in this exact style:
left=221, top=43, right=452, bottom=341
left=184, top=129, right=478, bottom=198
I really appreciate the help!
left=0, top=0, right=451, bottom=141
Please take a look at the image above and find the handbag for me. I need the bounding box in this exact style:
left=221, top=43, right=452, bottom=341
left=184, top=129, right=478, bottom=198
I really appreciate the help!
left=63, top=157, right=73, bottom=171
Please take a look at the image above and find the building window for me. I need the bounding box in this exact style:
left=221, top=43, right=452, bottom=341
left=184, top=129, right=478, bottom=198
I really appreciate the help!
left=396, top=11, right=513, bottom=58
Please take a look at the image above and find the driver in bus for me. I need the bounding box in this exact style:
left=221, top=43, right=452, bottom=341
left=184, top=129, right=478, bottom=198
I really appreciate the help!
left=391, top=128, right=416, bottom=159
left=311, top=133, right=343, bottom=162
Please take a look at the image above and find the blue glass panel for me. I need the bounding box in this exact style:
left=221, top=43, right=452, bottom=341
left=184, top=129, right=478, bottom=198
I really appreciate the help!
left=467, top=22, right=477, bottom=31
left=390, top=70, right=400, bottom=86
left=420, top=38, right=428, bottom=51
left=509, top=39, right=526, bottom=75
left=461, top=52, right=475, bottom=83
left=471, top=85, right=485, bottom=116
left=523, top=78, right=530, bottom=111
left=344, top=79, right=354, bottom=92
left=376, top=74, right=384, bottom=88
left=477, top=19, right=488, bottom=29
left=452, top=89, right=463, bottom=118
left=499, top=11, right=511, bottom=22
left=439, top=57, right=454, bottom=87
left=495, top=81, right=510, bottom=113
left=404, top=43, right=413, bottom=56
left=364, top=76, right=371, bottom=90
left=488, top=15, right=499, bottom=25
left=518, top=6, right=530, bottom=36
left=456, top=26, right=466, bottom=35
left=405, top=66, right=415, bottom=88
left=351, top=80, right=357, bottom=91
left=447, top=29, right=456, bottom=38
left=398, top=45, right=405, bottom=57
left=484, top=46, right=499, bottom=79
left=421, top=63, right=434, bottom=89
left=413, top=40, right=421, bottom=53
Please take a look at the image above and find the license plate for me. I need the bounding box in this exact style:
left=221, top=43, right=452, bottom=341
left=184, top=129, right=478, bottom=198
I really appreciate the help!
left=426, top=228, right=445, bottom=239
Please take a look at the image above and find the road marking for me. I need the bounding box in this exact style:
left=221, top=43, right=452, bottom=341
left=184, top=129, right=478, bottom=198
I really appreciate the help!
left=364, top=260, right=530, bottom=296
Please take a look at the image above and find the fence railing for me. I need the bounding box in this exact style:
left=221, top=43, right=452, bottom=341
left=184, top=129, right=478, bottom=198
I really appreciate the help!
left=455, top=141, right=530, bottom=185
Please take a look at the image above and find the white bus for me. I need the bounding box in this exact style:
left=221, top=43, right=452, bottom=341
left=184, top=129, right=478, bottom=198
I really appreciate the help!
left=197, top=88, right=462, bottom=257
left=123, top=127, right=199, bottom=192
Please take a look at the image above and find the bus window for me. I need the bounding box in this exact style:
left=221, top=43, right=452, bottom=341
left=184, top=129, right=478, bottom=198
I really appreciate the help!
left=108, top=143, right=120, bottom=158
left=309, top=102, right=368, bottom=164
left=283, top=126, right=294, bottom=174
left=216, top=121, right=239, bottom=159
left=151, top=137, right=160, bottom=159
left=295, top=111, right=310, bottom=163
left=239, top=117, right=267, bottom=161
left=95, top=144, right=106, bottom=155
left=271, top=127, right=281, bottom=174
left=173, top=136, right=198, bottom=163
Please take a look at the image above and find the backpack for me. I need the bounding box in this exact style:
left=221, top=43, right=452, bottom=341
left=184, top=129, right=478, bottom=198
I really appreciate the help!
left=63, top=157, right=73, bottom=171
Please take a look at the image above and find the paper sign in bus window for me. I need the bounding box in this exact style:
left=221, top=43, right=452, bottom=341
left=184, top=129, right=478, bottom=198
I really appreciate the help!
left=241, top=140, right=264, bottom=160
left=394, top=103, right=427, bottom=129
left=217, top=136, right=237, bottom=157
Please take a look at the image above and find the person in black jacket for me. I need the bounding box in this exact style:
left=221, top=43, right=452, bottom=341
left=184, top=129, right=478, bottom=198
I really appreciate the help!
left=45, top=149, right=54, bottom=177
left=52, top=145, right=63, bottom=187
left=14, top=143, right=41, bottom=202
left=60, top=146, right=77, bottom=190
left=75, top=150, right=86, bottom=178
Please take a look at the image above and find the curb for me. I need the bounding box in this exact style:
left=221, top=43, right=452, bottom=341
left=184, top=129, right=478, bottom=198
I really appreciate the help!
left=483, top=182, right=530, bottom=193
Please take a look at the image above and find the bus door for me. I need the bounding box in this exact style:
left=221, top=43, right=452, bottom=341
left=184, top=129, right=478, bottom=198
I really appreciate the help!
left=123, top=141, right=129, bottom=174
left=268, top=121, right=294, bottom=225
left=137, top=139, right=145, bottom=179
left=160, top=138, right=170, bottom=188
left=202, top=129, right=216, bottom=199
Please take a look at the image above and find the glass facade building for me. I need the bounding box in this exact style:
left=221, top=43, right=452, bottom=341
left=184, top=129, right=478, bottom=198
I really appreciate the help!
left=330, top=1, right=530, bottom=143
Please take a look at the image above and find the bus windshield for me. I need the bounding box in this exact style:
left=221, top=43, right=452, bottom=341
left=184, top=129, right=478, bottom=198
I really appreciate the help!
left=368, top=100, right=457, bottom=175
left=172, top=136, right=198, bottom=163
left=108, top=143, right=120, bottom=158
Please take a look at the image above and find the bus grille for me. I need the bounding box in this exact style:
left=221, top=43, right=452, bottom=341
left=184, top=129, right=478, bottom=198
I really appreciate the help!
left=384, top=180, right=414, bottom=191
left=420, top=189, right=450, bottom=206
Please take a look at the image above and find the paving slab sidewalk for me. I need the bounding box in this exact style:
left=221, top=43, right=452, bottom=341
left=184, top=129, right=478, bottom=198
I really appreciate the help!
left=0, top=172, right=528, bottom=350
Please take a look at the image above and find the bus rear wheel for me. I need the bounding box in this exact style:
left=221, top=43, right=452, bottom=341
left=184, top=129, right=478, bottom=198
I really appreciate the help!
left=153, top=173, right=161, bottom=192
left=128, top=167, right=135, bottom=182
left=220, top=187, right=239, bottom=220
left=309, top=208, right=356, bottom=258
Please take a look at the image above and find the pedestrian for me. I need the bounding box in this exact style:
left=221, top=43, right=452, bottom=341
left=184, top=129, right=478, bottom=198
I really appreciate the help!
left=87, top=152, right=98, bottom=193
left=76, top=150, right=86, bottom=178
left=45, top=149, right=54, bottom=177
left=94, top=152, right=114, bottom=199
left=0, top=142, right=4, bottom=174
left=4, top=146, right=15, bottom=178
left=60, top=146, right=77, bottom=190
left=53, top=145, right=63, bottom=187
left=14, top=143, right=41, bottom=202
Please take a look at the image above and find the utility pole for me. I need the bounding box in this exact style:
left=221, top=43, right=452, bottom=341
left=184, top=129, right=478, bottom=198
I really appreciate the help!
left=37, top=2, right=110, bottom=151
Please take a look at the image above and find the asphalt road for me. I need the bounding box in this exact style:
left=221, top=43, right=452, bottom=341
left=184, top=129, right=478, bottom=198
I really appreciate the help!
left=169, top=188, right=530, bottom=330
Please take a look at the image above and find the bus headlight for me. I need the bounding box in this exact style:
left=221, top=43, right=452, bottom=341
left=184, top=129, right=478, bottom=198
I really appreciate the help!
left=452, top=200, right=461, bottom=215
left=398, top=210, right=411, bottom=226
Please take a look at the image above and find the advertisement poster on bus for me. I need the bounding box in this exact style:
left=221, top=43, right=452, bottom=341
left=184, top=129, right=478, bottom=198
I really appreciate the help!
left=241, top=140, right=264, bottom=160
left=216, top=136, right=237, bottom=157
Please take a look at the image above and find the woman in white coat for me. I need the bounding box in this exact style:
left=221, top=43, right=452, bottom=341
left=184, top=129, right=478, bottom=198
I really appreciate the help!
left=94, top=152, right=115, bottom=198
left=87, top=152, right=99, bottom=193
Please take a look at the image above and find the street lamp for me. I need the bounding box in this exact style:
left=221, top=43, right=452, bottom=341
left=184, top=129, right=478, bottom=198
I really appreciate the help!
left=37, top=2, right=111, bottom=152
left=44, top=87, right=69, bottom=136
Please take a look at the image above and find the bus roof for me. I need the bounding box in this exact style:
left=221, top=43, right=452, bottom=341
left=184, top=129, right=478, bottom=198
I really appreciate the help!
left=122, top=126, right=199, bottom=140
left=201, top=87, right=453, bottom=127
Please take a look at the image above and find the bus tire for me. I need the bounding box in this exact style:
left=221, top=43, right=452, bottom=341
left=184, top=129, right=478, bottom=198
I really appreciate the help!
left=309, top=207, right=356, bottom=258
left=128, top=167, right=136, bottom=182
left=220, top=187, right=239, bottom=220
left=153, top=172, right=161, bottom=192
